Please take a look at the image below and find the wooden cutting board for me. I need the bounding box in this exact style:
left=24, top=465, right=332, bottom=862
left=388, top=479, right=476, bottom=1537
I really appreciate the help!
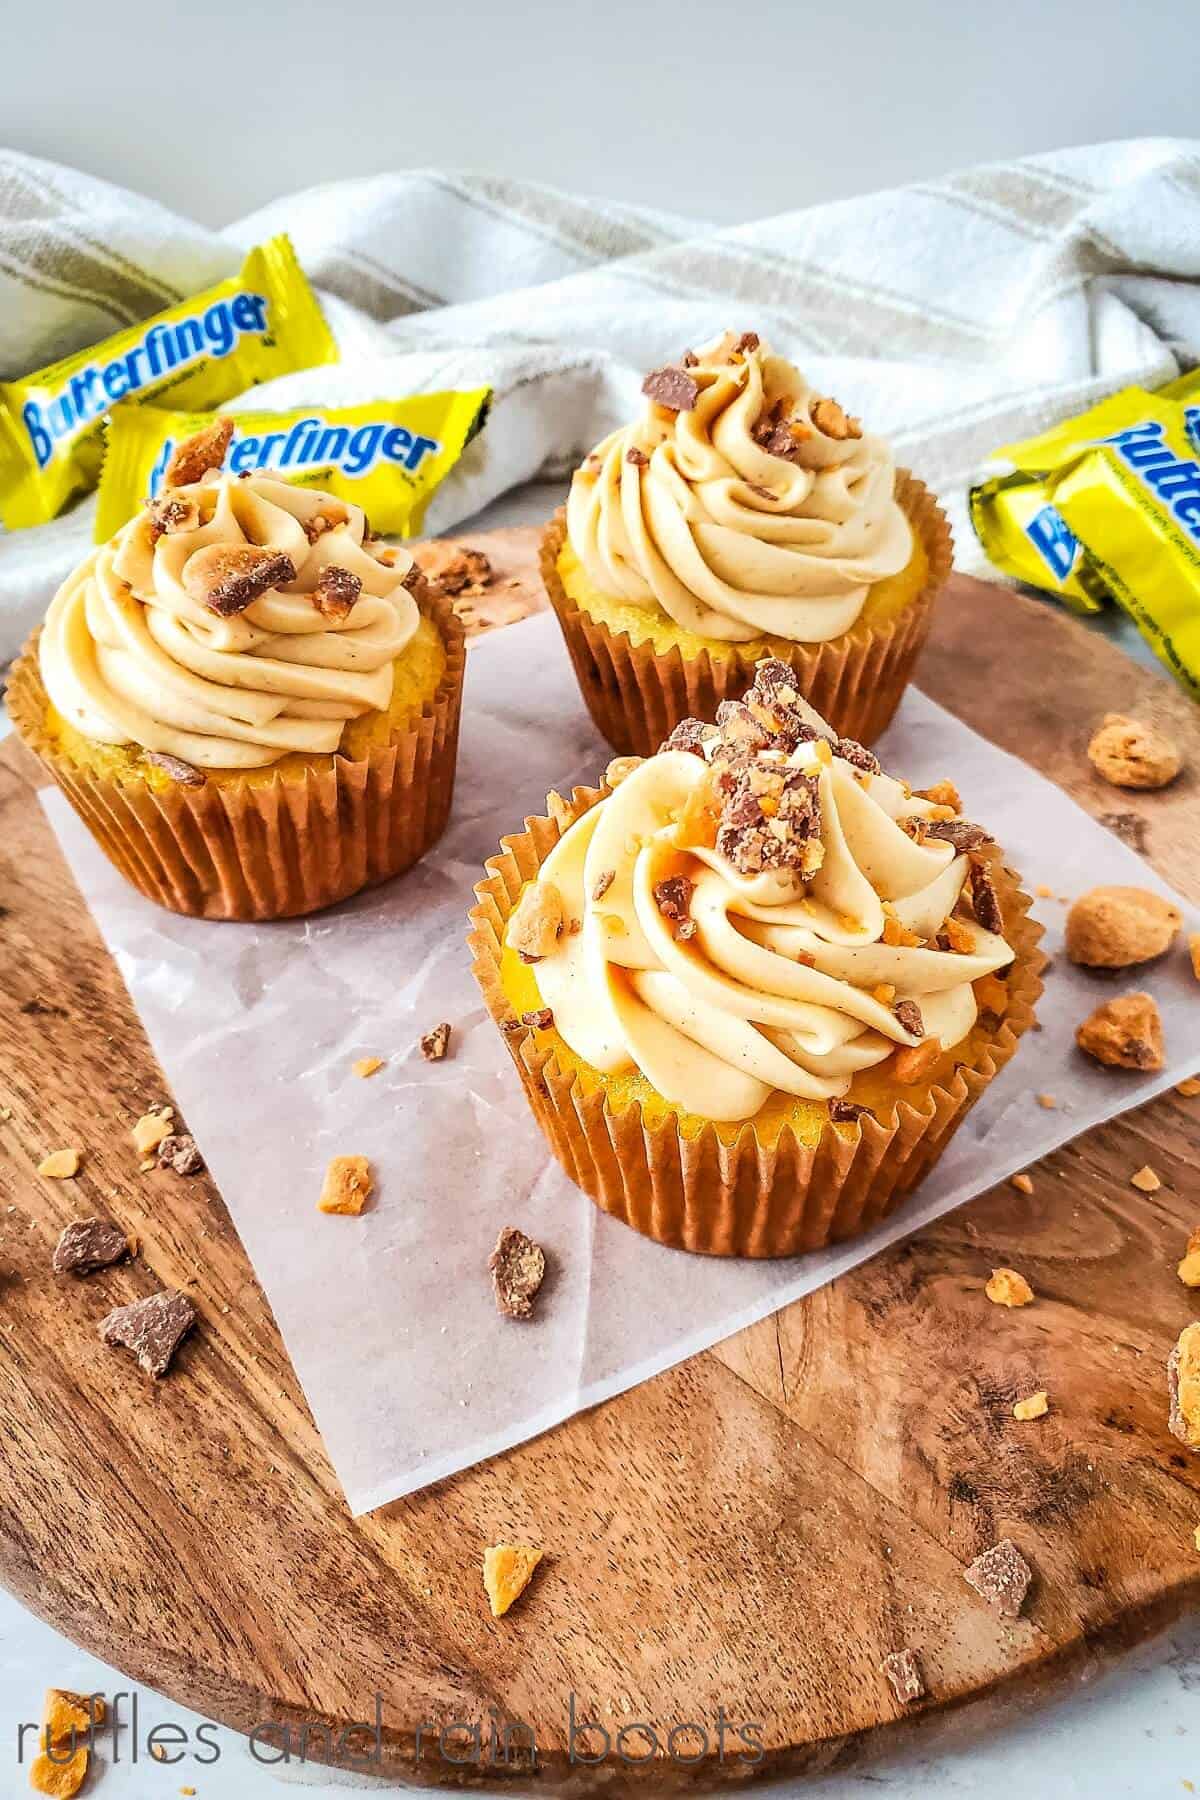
left=3, top=529, right=1200, bottom=1789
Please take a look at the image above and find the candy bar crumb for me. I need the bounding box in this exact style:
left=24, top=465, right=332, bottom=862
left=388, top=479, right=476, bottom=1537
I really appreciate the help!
left=509, top=880, right=564, bottom=963
left=37, top=1148, right=80, bottom=1179
left=353, top=1057, right=384, bottom=1079
left=882, top=1648, right=925, bottom=1705
left=1131, top=1164, right=1161, bottom=1192
left=53, top=1220, right=132, bottom=1277
left=964, top=1539, right=1032, bottom=1618
left=1177, top=1078, right=1200, bottom=1097
left=1168, top=1323, right=1200, bottom=1451
left=1066, top=886, right=1181, bottom=969
left=131, top=1107, right=174, bottom=1157
left=318, top=1155, right=373, bottom=1216
left=100, top=1290, right=196, bottom=1378
left=489, top=1226, right=546, bottom=1320
left=419, top=1023, right=452, bottom=1062
left=1013, top=1391, right=1049, bottom=1421
left=483, top=1543, right=543, bottom=1617
left=42, top=1690, right=106, bottom=1750
left=157, top=1133, right=203, bottom=1175
left=1178, top=1229, right=1200, bottom=1289
left=1075, top=992, right=1164, bottom=1071
left=29, top=1748, right=88, bottom=1798
left=986, top=1268, right=1034, bottom=1308
left=1036, top=1093, right=1057, bottom=1110
left=1010, top=1173, right=1034, bottom=1195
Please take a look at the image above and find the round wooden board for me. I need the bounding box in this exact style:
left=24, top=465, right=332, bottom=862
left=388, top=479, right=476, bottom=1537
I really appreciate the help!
left=3, top=531, right=1200, bottom=1790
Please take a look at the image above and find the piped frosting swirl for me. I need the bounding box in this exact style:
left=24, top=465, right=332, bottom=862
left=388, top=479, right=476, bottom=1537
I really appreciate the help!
left=40, top=461, right=420, bottom=770
left=565, top=331, right=912, bottom=644
left=516, top=662, right=1015, bottom=1123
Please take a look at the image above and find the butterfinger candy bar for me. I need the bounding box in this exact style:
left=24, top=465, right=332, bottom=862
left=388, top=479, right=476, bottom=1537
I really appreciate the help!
left=0, top=236, right=336, bottom=528
left=96, top=384, right=492, bottom=542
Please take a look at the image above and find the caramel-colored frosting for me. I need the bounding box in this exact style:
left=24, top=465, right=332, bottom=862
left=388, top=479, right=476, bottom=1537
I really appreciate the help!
left=565, top=332, right=912, bottom=644
left=522, top=667, right=1015, bottom=1122
left=39, top=471, right=420, bottom=769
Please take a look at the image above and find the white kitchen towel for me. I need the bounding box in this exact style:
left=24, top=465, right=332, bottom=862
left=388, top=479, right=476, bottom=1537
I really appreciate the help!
left=2, top=137, right=1199, bottom=658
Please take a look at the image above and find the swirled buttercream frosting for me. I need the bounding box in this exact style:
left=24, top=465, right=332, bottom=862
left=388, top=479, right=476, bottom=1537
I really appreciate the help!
left=565, top=331, right=912, bottom=644
left=512, top=661, right=1015, bottom=1123
left=40, top=442, right=421, bottom=770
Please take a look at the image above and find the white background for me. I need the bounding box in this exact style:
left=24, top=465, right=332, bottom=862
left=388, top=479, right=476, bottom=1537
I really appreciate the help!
left=4, top=4, right=1200, bottom=1792
left=7, top=0, right=1199, bottom=230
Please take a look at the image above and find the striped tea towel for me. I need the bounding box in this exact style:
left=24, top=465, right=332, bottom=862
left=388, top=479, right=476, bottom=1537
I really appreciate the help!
left=1, top=136, right=1198, bottom=662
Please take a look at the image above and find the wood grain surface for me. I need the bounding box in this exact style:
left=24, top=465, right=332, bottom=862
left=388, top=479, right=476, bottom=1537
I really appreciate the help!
left=2, top=528, right=1200, bottom=1791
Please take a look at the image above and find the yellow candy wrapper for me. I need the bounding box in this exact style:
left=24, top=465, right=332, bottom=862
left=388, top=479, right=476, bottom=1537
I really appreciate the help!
left=969, top=369, right=1200, bottom=617
left=1049, top=386, right=1200, bottom=696
left=0, top=236, right=336, bottom=529
left=95, top=389, right=492, bottom=543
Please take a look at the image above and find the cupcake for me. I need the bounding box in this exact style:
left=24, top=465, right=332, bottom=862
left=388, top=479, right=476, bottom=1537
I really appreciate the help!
left=470, top=663, right=1041, bottom=1257
left=9, top=419, right=464, bottom=920
left=543, top=331, right=951, bottom=757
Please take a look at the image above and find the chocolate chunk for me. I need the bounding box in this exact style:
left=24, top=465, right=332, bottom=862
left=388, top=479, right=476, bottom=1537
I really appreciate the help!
left=734, top=331, right=760, bottom=354
left=1099, top=810, right=1149, bottom=855
left=520, top=1008, right=554, bottom=1030
left=716, top=763, right=822, bottom=877
left=883, top=1649, right=925, bottom=1705
left=680, top=349, right=699, bottom=368
left=661, top=717, right=718, bottom=757
left=834, top=736, right=881, bottom=775
left=964, top=1539, right=1033, bottom=1618
left=759, top=420, right=810, bottom=462
left=715, top=699, right=779, bottom=754
left=626, top=446, right=649, bottom=467
left=489, top=1226, right=547, bottom=1320
left=893, top=999, right=925, bottom=1039
left=310, top=565, right=362, bottom=621
left=420, top=1021, right=452, bottom=1062
left=157, top=1132, right=204, bottom=1175
left=100, top=1290, right=196, bottom=1378
left=147, top=493, right=200, bottom=541
left=642, top=365, right=701, bottom=412
left=53, top=1219, right=133, bottom=1277
left=968, top=856, right=1005, bottom=936
left=144, top=750, right=206, bottom=788
left=184, top=545, right=296, bottom=617
left=653, top=875, right=696, bottom=940
left=829, top=1098, right=874, bottom=1124
left=923, top=819, right=992, bottom=851
left=164, top=416, right=234, bottom=487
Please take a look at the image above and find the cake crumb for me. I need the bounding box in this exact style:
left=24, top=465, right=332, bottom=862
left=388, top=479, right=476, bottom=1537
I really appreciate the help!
left=37, top=1148, right=81, bottom=1179
left=1066, top=885, right=1181, bottom=969
left=1010, top=1173, right=1034, bottom=1195
left=964, top=1539, right=1033, bottom=1617
left=1087, top=713, right=1181, bottom=790
left=1013, top=1391, right=1049, bottom=1421
left=882, top=1648, right=925, bottom=1705
left=318, top=1155, right=373, bottom=1216
left=1131, top=1164, right=1161, bottom=1192
left=483, top=1543, right=543, bottom=1617
left=352, top=1057, right=384, bottom=1079
left=508, top=880, right=564, bottom=962
left=986, top=1268, right=1034, bottom=1308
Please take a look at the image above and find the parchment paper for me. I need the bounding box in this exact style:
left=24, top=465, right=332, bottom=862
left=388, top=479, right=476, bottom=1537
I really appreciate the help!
left=41, top=613, right=1200, bottom=1515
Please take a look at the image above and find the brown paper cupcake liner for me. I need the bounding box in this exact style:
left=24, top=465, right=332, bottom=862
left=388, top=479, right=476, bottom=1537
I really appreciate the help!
left=468, top=786, right=1043, bottom=1259
left=8, top=580, right=465, bottom=922
left=541, top=471, right=953, bottom=757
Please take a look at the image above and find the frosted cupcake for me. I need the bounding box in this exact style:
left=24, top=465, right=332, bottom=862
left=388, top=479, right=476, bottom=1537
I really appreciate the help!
left=471, top=663, right=1040, bottom=1257
left=8, top=419, right=464, bottom=920
left=542, top=331, right=951, bottom=756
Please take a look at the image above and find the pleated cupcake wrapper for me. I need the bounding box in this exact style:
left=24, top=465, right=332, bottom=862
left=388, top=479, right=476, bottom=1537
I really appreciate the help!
left=468, top=785, right=1044, bottom=1259
left=8, top=581, right=466, bottom=922
left=540, top=471, right=953, bottom=758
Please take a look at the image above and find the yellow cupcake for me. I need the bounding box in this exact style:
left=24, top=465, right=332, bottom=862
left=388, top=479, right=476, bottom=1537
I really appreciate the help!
left=471, top=671, right=1041, bottom=1258
left=9, top=423, right=464, bottom=920
left=542, top=331, right=951, bottom=757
